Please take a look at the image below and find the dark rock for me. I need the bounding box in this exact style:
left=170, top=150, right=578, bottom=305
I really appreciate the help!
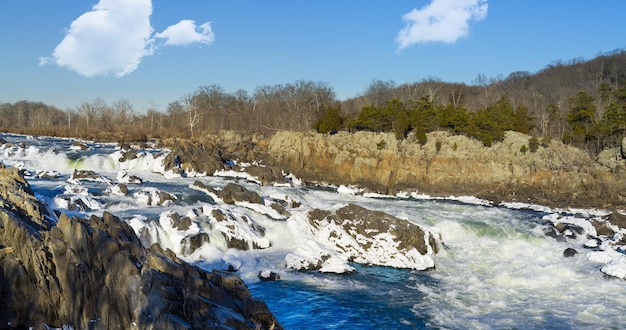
left=222, top=234, right=251, bottom=251
left=555, top=222, right=584, bottom=235
left=333, top=204, right=434, bottom=255
left=0, top=168, right=281, bottom=329
left=592, top=221, right=615, bottom=237
left=303, top=204, right=438, bottom=270
left=270, top=202, right=291, bottom=218
left=118, top=148, right=138, bottom=162
left=188, top=229, right=208, bottom=251
left=241, top=165, right=286, bottom=185
left=165, top=212, right=192, bottom=231
left=118, top=183, right=128, bottom=195
left=118, top=171, right=144, bottom=184
left=563, top=248, right=578, bottom=257
left=162, top=139, right=224, bottom=175
left=69, top=169, right=111, bottom=183
left=218, top=183, right=263, bottom=205
left=210, top=209, right=268, bottom=251
left=607, top=212, right=626, bottom=229
left=258, top=270, right=281, bottom=281
left=543, top=226, right=567, bottom=242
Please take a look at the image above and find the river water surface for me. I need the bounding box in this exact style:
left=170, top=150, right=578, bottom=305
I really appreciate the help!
left=1, top=133, right=625, bottom=329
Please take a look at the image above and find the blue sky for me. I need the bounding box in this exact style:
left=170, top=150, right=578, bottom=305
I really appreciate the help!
left=1, top=0, right=625, bottom=112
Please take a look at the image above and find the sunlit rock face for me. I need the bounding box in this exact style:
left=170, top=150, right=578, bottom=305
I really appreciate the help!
left=266, top=130, right=624, bottom=208
left=0, top=167, right=281, bottom=329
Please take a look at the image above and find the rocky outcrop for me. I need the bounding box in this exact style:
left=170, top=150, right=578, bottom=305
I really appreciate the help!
left=0, top=166, right=280, bottom=329
left=219, top=182, right=264, bottom=205
left=267, top=130, right=626, bottom=208
left=287, top=204, right=438, bottom=271
left=161, top=138, right=224, bottom=175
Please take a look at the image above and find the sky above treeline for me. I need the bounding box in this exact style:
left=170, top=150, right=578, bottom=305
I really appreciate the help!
left=1, top=0, right=625, bottom=112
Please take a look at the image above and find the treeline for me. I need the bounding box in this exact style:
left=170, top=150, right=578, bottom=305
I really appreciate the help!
left=1, top=49, right=625, bottom=154
left=318, top=80, right=626, bottom=153
left=317, top=96, right=532, bottom=147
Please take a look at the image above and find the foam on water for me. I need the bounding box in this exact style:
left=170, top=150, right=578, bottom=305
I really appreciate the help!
left=4, top=133, right=626, bottom=329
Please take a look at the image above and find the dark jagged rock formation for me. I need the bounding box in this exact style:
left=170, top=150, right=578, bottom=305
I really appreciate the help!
left=161, top=138, right=224, bottom=175
left=219, top=183, right=263, bottom=205
left=0, top=166, right=280, bottom=329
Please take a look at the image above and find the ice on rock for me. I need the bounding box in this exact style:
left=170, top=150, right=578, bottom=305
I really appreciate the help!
left=53, top=184, right=102, bottom=211
left=133, top=187, right=177, bottom=206
left=601, top=256, right=626, bottom=279
left=117, top=170, right=144, bottom=184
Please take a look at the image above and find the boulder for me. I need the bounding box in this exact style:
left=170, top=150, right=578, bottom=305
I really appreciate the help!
left=258, top=270, right=281, bottom=281
left=563, top=248, right=578, bottom=257
left=69, top=169, right=112, bottom=184
left=597, top=148, right=623, bottom=171
left=161, top=139, right=224, bottom=175
left=134, top=187, right=177, bottom=206
left=218, top=183, right=263, bottom=205
left=607, top=212, right=626, bottom=229
left=210, top=209, right=270, bottom=250
left=303, top=204, right=438, bottom=270
left=0, top=167, right=281, bottom=329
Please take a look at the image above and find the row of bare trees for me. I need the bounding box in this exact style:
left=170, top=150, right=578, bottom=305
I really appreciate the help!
left=1, top=49, right=625, bottom=152
left=165, top=81, right=336, bottom=136
left=0, top=80, right=336, bottom=140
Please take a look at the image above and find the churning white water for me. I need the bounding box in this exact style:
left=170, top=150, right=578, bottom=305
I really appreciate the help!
left=1, top=133, right=625, bottom=329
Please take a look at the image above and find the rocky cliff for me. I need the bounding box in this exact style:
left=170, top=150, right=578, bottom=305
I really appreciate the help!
left=0, top=166, right=280, bottom=329
left=266, top=130, right=626, bottom=208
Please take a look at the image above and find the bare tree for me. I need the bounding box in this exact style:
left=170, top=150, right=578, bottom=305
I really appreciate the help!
left=182, top=95, right=199, bottom=136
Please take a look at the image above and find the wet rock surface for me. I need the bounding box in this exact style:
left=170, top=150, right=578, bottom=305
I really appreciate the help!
left=0, top=167, right=280, bottom=329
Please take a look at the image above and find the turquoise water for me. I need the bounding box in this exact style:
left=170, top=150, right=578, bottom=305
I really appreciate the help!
left=249, top=264, right=431, bottom=329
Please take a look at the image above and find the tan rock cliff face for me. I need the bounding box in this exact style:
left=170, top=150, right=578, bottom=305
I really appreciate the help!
left=267, top=130, right=625, bottom=208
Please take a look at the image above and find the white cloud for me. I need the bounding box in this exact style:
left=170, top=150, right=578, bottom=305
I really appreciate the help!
left=397, top=0, right=488, bottom=49
left=40, top=0, right=213, bottom=78
left=40, top=0, right=154, bottom=77
left=155, top=20, right=215, bottom=46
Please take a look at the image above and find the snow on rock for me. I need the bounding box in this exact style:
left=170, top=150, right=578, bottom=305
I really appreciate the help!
left=337, top=185, right=364, bottom=195
left=69, top=141, right=91, bottom=150
left=116, top=170, right=144, bottom=184
left=133, top=187, right=177, bottom=206
left=68, top=169, right=112, bottom=184
left=601, top=256, right=626, bottom=279
left=545, top=211, right=626, bottom=280
left=446, top=195, right=492, bottom=206
left=500, top=201, right=554, bottom=213
left=105, top=183, right=129, bottom=196
left=258, top=269, right=280, bottom=281
left=213, top=169, right=262, bottom=185
left=204, top=205, right=271, bottom=250
left=158, top=210, right=201, bottom=254
left=53, top=184, right=102, bottom=211
left=189, top=181, right=220, bottom=203
left=288, top=204, right=438, bottom=272
left=33, top=170, right=62, bottom=179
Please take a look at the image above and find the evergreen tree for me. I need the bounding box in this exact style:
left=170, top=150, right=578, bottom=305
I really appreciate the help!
left=315, top=105, right=343, bottom=133
left=567, top=91, right=596, bottom=147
